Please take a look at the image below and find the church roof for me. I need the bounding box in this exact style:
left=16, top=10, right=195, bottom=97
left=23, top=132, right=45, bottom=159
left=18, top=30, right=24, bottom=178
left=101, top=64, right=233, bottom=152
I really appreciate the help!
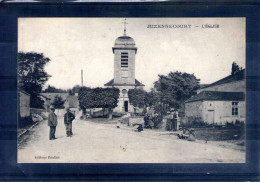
left=104, top=79, right=145, bottom=87
left=115, top=36, right=135, bottom=46
left=185, top=91, right=245, bottom=103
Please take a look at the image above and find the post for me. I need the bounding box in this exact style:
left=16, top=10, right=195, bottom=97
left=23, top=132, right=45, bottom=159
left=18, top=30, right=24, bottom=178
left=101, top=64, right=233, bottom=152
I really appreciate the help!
left=81, top=69, right=83, bottom=86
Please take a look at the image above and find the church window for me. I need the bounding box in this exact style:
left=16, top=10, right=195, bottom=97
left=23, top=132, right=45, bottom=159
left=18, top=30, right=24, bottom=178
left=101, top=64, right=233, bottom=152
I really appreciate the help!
left=121, top=52, right=128, bottom=68
left=122, top=89, right=128, bottom=94
left=232, top=101, right=239, bottom=116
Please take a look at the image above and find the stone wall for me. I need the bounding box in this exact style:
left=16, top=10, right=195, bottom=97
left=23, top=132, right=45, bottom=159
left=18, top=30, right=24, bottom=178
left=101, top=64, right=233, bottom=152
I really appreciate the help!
left=129, top=117, right=144, bottom=126
left=19, top=91, right=30, bottom=117
left=202, top=101, right=245, bottom=125
left=114, top=49, right=136, bottom=85
left=184, top=101, right=203, bottom=118
left=184, top=100, right=245, bottom=125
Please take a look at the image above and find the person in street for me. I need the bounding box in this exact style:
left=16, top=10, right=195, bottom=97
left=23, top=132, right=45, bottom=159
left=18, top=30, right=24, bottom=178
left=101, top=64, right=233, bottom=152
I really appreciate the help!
left=172, top=110, right=179, bottom=131
left=64, top=108, right=75, bottom=137
left=48, top=106, right=58, bottom=140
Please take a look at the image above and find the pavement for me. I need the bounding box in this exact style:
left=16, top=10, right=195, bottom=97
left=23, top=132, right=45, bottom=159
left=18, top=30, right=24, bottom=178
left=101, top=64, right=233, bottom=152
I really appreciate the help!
left=18, top=117, right=245, bottom=163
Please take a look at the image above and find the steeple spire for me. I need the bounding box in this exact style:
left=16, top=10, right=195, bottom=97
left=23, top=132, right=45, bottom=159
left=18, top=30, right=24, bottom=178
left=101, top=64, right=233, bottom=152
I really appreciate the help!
left=122, top=18, right=128, bottom=36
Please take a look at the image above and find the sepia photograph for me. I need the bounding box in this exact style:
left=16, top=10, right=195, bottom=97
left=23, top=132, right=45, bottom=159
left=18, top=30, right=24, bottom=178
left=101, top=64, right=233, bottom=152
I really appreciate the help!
left=17, top=17, right=246, bottom=163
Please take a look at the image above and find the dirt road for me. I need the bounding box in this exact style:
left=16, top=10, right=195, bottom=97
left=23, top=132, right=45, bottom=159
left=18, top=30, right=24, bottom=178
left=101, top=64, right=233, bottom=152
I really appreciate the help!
left=18, top=118, right=245, bottom=163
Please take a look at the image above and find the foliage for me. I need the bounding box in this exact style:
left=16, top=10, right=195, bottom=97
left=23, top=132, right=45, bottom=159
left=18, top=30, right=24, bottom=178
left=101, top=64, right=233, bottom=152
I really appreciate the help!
left=32, top=97, right=45, bottom=109
left=18, top=116, right=33, bottom=128
left=66, top=85, right=82, bottom=95
left=154, top=71, right=200, bottom=109
left=52, top=95, right=65, bottom=109
left=68, top=89, right=74, bottom=95
left=78, top=87, right=120, bottom=110
left=43, top=85, right=67, bottom=93
left=128, top=89, right=147, bottom=108
left=18, top=52, right=51, bottom=108
left=231, top=62, right=243, bottom=75
left=72, top=85, right=81, bottom=94
left=145, top=89, right=159, bottom=107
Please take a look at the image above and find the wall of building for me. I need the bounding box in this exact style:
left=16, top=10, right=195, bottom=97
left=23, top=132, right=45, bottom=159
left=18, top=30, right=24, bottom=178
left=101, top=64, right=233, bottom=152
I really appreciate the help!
left=19, top=92, right=30, bottom=117
left=185, top=101, right=203, bottom=118
left=40, top=96, right=50, bottom=112
left=198, top=80, right=245, bottom=93
left=107, top=85, right=144, bottom=113
left=201, top=101, right=245, bottom=125
left=185, top=100, right=245, bottom=125
left=113, top=85, right=135, bottom=113
left=184, top=101, right=203, bottom=124
left=114, top=49, right=136, bottom=85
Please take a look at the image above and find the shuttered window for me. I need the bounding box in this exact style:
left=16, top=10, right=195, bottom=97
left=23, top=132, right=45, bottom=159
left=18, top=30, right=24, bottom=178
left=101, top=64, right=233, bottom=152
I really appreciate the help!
left=121, top=52, right=128, bottom=68
left=232, top=101, right=239, bottom=116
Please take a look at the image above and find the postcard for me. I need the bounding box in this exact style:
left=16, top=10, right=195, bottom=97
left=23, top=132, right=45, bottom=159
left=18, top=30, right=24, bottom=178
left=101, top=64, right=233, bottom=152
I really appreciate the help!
left=17, top=17, right=245, bottom=163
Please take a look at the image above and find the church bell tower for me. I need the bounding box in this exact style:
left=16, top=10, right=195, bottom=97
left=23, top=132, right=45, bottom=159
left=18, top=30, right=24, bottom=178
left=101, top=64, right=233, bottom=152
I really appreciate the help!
left=104, top=19, right=144, bottom=113
left=112, top=19, right=137, bottom=85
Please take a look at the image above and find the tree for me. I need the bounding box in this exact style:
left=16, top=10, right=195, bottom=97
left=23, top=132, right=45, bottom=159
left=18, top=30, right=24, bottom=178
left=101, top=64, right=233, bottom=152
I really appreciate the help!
left=52, top=95, right=65, bottom=109
left=72, top=85, right=81, bottom=94
left=231, top=62, right=242, bottom=75
left=68, top=89, right=74, bottom=95
left=78, top=87, right=120, bottom=119
left=154, top=71, right=200, bottom=109
left=145, top=89, right=159, bottom=107
left=128, top=89, right=147, bottom=108
left=18, top=52, right=51, bottom=108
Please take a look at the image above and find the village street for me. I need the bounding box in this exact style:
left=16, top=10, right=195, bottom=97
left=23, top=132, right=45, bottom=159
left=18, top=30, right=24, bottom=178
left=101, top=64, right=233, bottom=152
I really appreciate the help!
left=18, top=118, right=245, bottom=163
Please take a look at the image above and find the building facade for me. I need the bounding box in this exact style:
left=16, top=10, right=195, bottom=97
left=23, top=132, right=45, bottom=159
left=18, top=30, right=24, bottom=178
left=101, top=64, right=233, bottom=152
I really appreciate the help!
left=184, top=70, right=245, bottom=125
left=19, top=90, right=30, bottom=118
left=105, top=33, right=144, bottom=113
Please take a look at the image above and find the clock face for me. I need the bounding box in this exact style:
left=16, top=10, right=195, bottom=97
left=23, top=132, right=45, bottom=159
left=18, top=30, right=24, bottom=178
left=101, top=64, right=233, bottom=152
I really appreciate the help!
left=122, top=89, right=127, bottom=94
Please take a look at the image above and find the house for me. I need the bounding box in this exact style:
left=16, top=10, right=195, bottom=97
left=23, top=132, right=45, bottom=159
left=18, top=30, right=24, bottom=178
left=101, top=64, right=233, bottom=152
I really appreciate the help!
left=64, top=94, right=80, bottom=115
left=41, top=92, right=80, bottom=116
left=184, top=69, right=245, bottom=125
left=41, top=93, right=68, bottom=103
left=39, top=94, right=51, bottom=112
left=18, top=90, right=30, bottom=118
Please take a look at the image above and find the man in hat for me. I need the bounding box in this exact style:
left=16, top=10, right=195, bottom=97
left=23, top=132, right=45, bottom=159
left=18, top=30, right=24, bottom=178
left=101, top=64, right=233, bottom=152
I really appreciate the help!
left=48, top=106, right=58, bottom=140
left=64, top=108, right=75, bottom=137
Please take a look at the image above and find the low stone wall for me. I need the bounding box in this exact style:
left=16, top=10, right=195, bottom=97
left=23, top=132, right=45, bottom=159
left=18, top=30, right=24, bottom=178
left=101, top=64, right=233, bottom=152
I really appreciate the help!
left=129, top=117, right=144, bottom=126
left=30, top=108, right=45, bottom=115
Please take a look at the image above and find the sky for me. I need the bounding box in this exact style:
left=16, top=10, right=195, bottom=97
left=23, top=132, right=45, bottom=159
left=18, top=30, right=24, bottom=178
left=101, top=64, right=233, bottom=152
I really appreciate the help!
left=18, top=18, right=245, bottom=91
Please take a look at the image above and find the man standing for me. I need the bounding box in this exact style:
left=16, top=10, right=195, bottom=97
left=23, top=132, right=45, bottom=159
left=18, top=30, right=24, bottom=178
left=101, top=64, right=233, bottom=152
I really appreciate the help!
left=64, top=108, right=75, bottom=137
left=172, top=110, right=179, bottom=131
left=48, top=106, right=58, bottom=140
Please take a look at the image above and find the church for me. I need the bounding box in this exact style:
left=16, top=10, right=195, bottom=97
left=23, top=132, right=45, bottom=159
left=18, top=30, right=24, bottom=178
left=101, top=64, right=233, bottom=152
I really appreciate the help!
left=104, top=20, right=145, bottom=113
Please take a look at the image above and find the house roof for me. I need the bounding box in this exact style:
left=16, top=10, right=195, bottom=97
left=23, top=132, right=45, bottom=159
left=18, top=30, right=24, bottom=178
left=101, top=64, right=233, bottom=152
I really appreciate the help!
left=39, top=94, right=51, bottom=100
left=185, top=91, right=245, bottom=103
left=66, top=95, right=79, bottom=108
left=19, top=90, right=30, bottom=96
left=200, top=69, right=245, bottom=90
left=199, top=84, right=209, bottom=88
left=104, top=79, right=145, bottom=87
left=41, top=93, right=68, bottom=102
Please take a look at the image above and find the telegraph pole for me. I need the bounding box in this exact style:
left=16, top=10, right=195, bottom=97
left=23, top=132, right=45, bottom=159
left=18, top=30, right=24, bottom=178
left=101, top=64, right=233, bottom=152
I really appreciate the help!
left=81, top=69, right=83, bottom=86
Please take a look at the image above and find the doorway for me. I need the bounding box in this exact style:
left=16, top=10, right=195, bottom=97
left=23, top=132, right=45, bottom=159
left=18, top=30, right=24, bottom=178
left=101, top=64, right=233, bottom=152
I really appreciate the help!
left=208, top=110, right=214, bottom=124
left=124, top=101, right=128, bottom=112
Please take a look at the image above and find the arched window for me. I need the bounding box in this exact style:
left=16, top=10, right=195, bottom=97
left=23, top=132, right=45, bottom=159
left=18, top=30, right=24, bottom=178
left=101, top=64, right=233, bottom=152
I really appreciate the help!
left=122, top=89, right=128, bottom=95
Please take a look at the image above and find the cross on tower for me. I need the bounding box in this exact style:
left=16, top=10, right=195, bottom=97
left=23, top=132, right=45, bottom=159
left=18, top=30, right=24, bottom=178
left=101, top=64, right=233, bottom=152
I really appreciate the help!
left=122, top=18, right=128, bottom=36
